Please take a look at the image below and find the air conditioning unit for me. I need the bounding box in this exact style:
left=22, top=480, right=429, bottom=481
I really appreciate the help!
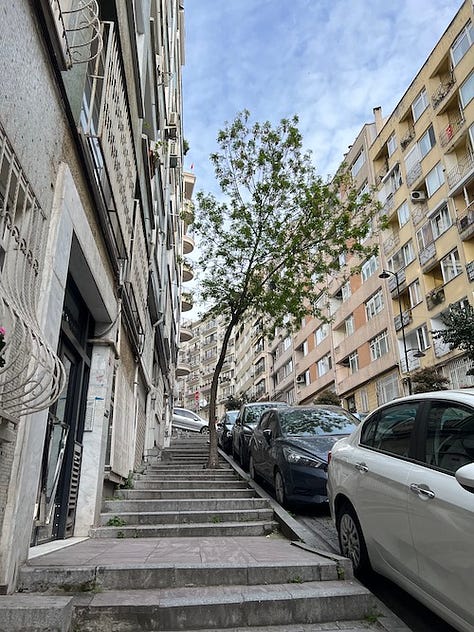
left=166, top=112, right=179, bottom=139
left=169, top=141, right=179, bottom=168
left=295, top=376, right=305, bottom=385
left=410, top=190, right=426, bottom=203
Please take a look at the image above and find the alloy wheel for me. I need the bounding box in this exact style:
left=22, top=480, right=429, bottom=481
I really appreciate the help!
left=339, top=512, right=362, bottom=569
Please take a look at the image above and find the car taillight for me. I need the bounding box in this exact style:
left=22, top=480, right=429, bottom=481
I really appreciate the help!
left=327, top=451, right=332, bottom=464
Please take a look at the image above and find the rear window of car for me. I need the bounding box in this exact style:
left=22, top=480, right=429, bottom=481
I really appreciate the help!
left=279, top=408, right=357, bottom=437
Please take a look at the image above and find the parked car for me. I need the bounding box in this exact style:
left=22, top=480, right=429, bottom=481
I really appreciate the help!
left=248, top=404, right=358, bottom=506
left=217, top=410, right=239, bottom=453
left=232, top=401, right=289, bottom=469
left=328, top=390, right=474, bottom=632
left=172, top=407, right=209, bottom=433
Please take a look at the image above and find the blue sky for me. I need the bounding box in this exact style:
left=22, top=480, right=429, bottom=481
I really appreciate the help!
left=182, top=0, right=461, bottom=194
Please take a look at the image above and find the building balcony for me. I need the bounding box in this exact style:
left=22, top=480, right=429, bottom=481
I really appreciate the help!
left=182, top=260, right=194, bottom=282
left=457, top=203, right=474, bottom=241
left=466, top=260, right=474, bottom=283
left=406, top=162, right=422, bottom=188
left=394, top=309, right=412, bottom=332
left=179, top=326, right=193, bottom=343
left=183, top=233, right=195, bottom=255
left=419, top=242, right=437, bottom=272
left=181, top=292, right=193, bottom=312
left=447, top=154, right=474, bottom=193
left=440, top=116, right=465, bottom=148
left=400, top=129, right=415, bottom=152
left=176, top=363, right=191, bottom=377
left=431, top=77, right=456, bottom=110
left=426, top=286, right=445, bottom=311
left=387, top=267, right=407, bottom=295
left=383, top=231, right=400, bottom=255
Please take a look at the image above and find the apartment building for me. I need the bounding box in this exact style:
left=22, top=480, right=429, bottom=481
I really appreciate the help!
left=0, top=0, right=187, bottom=592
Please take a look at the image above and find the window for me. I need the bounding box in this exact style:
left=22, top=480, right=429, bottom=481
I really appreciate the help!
left=387, top=134, right=397, bottom=157
left=460, top=70, right=474, bottom=108
left=370, top=330, right=389, bottom=361
left=357, top=180, right=369, bottom=201
left=397, top=201, right=410, bottom=227
left=348, top=351, right=359, bottom=374
left=376, top=373, right=401, bottom=405
left=425, top=162, right=444, bottom=196
left=405, top=145, right=420, bottom=173
left=412, top=89, right=428, bottom=122
left=317, top=354, right=332, bottom=377
left=416, top=324, right=430, bottom=351
left=341, top=281, right=351, bottom=301
left=360, top=388, right=369, bottom=412
left=315, top=323, right=329, bottom=344
left=401, top=240, right=415, bottom=265
left=417, top=221, right=434, bottom=250
left=451, top=21, right=474, bottom=66
left=361, top=255, right=378, bottom=282
left=361, top=402, right=418, bottom=457
left=345, top=315, right=354, bottom=336
left=338, top=252, right=346, bottom=267
left=430, top=203, right=451, bottom=239
left=283, top=336, right=292, bottom=351
left=408, top=279, right=422, bottom=307
left=387, top=240, right=414, bottom=271
left=441, top=249, right=462, bottom=282
left=418, top=125, right=436, bottom=158
left=424, top=402, right=474, bottom=473
left=351, top=149, right=366, bottom=177
left=365, top=290, right=384, bottom=320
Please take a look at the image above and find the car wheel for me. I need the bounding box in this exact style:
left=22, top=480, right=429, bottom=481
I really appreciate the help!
left=200, top=426, right=209, bottom=434
left=336, top=503, right=370, bottom=576
left=274, top=470, right=287, bottom=507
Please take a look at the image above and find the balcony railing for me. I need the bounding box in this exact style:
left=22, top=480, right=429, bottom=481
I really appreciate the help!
left=457, top=203, right=474, bottom=240
left=383, top=232, right=400, bottom=255
left=426, top=286, right=445, bottom=311
left=446, top=154, right=474, bottom=190
left=419, top=242, right=437, bottom=270
left=431, top=76, right=456, bottom=110
left=406, top=162, right=422, bottom=187
left=387, top=267, right=406, bottom=294
left=440, top=116, right=465, bottom=147
left=394, top=309, right=412, bottom=332
left=467, top=260, right=474, bottom=283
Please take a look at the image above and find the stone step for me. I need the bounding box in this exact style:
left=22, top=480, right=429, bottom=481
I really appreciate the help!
left=99, top=508, right=274, bottom=526
left=0, top=595, right=73, bottom=632
left=70, top=580, right=376, bottom=631
left=116, top=488, right=258, bottom=500
left=132, top=479, right=248, bottom=490
left=19, top=554, right=348, bottom=593
left=102, top=498, right=269, bottom=513
left=89, top=519, right=278, bottom=538
left=139, top=470, right=236, bottom=478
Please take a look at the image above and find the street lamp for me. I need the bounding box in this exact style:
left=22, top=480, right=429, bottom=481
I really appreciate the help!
left=379, top=269, right=424, bottom=395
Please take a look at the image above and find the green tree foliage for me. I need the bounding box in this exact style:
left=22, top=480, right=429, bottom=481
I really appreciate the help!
left=313, top=390, right=341, bottom=406
left=432, top=303, right=474, bottom=375
left=411, top=366, right=450, bottom=393
left=224, top=395, right=243, bottom=411
left=193, top=111, right=381, bottom=467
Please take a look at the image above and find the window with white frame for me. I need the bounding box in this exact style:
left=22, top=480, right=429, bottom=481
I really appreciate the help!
left=361, top=255, right=378, bottom=282
left=417, top=221, right=434, bottom=250
left=360, top=388, right=369, bottom=412
left=348, top=351, right=359, bottom=374
left=408, top=279, right=422, bottom=307
left=341, top=281, right=352, bottom=301
left=405, top=144, right=420, bottom=173
left=376, top=373, right=400, bottom=405
left=315, top=323, right=329, bottom=344
left=397, top=201, right=410, bottom=227
left=460, top=70, right=474, bottom=108
left=302, top=340, right=308, bottom=356
left=317, top=354, right=332, bottom=377
left=370, top=330, right=389, bottom=360
left=441, top=249, right=462, bottom=282
left=418, top=125, right=436, bottom=158
left=416, top=324, right=430, bottom=351
left=402, top=240, right=415, bottom=265
left=425, top=162, right=444, bottom=197
left=412, top=88, right=428, bottom=122
left=430, top=203, right=451, bottom=239
left=365, top=290, right=384, bottom=320
left=387, top=133, right=397, bottom=157
left=357, top=180, right=369, bottom=201
left=351, top=149, right=366, bottom=177
left=338, top=252, right=346, bottom=267
left=451, top=21, right=474, bottom=66
left=345, top=315, right=354, bottom=336
left=283, top=336, right=292, bottom=351
left=387, top=240, right=414, bottom=271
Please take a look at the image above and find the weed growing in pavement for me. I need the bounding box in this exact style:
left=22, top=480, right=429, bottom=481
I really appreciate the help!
left=60, top=580, right=102, bottom=593
left=288, top=576, right=303, bottom=584
left=336, top=564, right=345, bottom=580
left=117, top=530, right=125, bottom=538
left=364, top=608, right=382, bottom=624
left=211, top=516, right=222, bottom=523
left=106, top=515, right=127, bottom=527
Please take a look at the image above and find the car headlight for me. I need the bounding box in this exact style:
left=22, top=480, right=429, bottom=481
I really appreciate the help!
left=282, top=446, right=326, bottom=469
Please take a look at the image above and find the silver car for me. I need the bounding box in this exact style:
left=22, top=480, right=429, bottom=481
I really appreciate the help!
left=328, top=390, right=474, bottom=632
left=172, top=407, right=209, bottom=433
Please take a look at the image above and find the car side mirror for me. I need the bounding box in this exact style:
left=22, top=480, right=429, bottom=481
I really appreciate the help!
left=455, top=462, right=474, bottom=493
left=235, top=418, right=241, bottom=426
left=263, top=428, right=273, bottom=443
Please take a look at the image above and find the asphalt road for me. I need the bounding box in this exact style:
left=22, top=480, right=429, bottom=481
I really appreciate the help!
left=295, top=504, right=457, bottom=632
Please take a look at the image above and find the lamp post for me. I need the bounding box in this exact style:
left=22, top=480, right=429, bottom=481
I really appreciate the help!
left=379, top=269, right=414, bottom=395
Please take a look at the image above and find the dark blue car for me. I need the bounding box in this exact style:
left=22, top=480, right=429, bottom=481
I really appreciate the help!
left=248, top=405, right=358, bottom=507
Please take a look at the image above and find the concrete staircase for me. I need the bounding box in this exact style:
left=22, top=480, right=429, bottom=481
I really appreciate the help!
left=12, top=435, right=384, bottom=632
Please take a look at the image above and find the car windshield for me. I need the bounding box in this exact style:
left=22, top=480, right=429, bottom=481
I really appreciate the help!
left=225, top=411, right=239, bottom=424
left=245, top=405, right=278, bottom=425
left=279, top=408, right=357, bottom=437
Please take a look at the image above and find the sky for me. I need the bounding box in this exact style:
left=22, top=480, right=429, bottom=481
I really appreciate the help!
left=182, top=0, right=462, bottom=194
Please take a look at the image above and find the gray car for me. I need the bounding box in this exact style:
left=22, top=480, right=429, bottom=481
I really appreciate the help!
left=172, top=407, right=209, bottom=433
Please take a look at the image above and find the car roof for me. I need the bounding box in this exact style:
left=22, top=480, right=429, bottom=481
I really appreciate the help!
left=384, top=389, right=474, bottom=405
left=241, top=401, right=288, bottom=408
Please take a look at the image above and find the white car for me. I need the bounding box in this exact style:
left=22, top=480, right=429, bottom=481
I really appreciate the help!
left=172, top=407, right=209, bottom=433
left=327, top=390, right=474, bottom=632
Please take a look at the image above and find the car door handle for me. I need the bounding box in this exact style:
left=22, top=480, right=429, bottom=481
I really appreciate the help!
left=355, top=462, right=368, bottom=473
left=409, top=483, right=435, bottom=499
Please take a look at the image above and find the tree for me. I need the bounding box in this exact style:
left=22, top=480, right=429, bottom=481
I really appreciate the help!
left=313, top=390, right=341, bottom=406
left=224, top=395, right=243, bottom=411
left=193, top=111, right=380, bottom=468
left=411, top=366, right=449, bottom=393
left=432, top=303, right=474, bottom=375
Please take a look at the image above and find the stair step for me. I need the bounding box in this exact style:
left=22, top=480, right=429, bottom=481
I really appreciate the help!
left=116, top=488, right=258, bottom=500
left=89, top=520, right=279, bottom=538
left=0, top=595, right=73, bottom=632
left=71, top=580, right=376, bottom=631
left=133, top=480, right=248, bottom=490
left=102, top=498, right=269, bottom=512
left=99, top=508, right=274, bottom=526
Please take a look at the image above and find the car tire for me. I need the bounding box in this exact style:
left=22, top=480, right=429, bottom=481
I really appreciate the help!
left=274, top=470, right=287, bottom=507
left=200, top=426, right=209, bottom=434
left=336, top=503, right=370, bottom=577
